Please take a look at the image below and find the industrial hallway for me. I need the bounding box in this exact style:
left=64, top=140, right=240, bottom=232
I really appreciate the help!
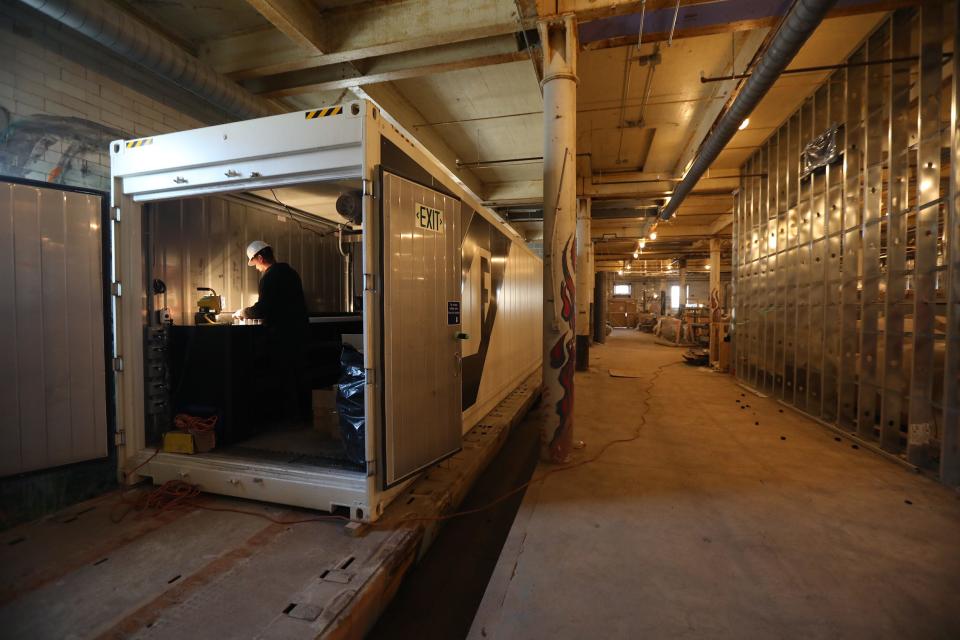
left=471, top=330, right=960, bottom=640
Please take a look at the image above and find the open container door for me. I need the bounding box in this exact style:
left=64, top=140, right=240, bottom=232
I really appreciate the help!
left=380, top=171, right=462, bottom=487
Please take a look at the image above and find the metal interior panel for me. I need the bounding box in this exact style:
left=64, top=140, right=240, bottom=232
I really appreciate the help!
left=732, top=11, right=957, bottom=485
left=857, top=27, right=888, bottom=439
left=747, top=157, right=759, bottom=387
left=381, top=171, right=462, bottom=487
left=762, top=145, right=773, bottom=393
left=880, top=11, right=913, bottom=452
left=822, top=71, right=845, bottom=423
left=906, top=1, right=942, bottom=463
left=807, top=86, right=828, bottom=417
left=774, top=129, right=787, bottom=397
left=0, top=181, right=108, bottom=476
left=784, top=113, right=801, bottom=403
left=148, top=195, right=345, bottom=324
left=943, top=0, right=960, bottom=485
left=839, top=46, right=866, bottom=431
left=795, top=100, right=813, bottom=411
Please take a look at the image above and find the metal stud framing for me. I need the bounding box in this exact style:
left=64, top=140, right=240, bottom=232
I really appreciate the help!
left=732, top=4, right=960, bottom=485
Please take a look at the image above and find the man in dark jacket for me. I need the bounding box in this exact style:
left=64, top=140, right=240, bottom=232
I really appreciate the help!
left=237, top=240, right=311, bottom=424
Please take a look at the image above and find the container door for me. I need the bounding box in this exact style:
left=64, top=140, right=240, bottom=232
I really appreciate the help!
left=380, top=171, right=462, bottom=487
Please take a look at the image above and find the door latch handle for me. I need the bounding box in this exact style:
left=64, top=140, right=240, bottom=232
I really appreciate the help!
left=454, top=332, right=469, bottom=340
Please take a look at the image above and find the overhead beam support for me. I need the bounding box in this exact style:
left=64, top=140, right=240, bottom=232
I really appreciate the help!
left=252, top=51, right=529, bottom=98
left=245, top=0, right=327, bottom=54
left=213, top=0, right=524, bottom=79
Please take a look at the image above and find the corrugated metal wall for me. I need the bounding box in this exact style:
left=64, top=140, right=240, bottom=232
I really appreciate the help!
left=732, top=4, right=959, bottom=484
left=0, top=181, right=108, bottom=476
left=147, top=195, right=345, bottom=324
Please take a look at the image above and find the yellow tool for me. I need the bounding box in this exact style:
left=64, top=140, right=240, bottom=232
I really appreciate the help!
left=195, top=287, right=223, bottom=324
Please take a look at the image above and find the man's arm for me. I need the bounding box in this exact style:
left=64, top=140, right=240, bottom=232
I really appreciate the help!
left=243, top=270, right=274, bottom=319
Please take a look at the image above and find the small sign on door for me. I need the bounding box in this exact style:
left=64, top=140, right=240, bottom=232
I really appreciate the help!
left=447, top=301, right=461, bottom=325
left=416, top=203, right=444, bottom=232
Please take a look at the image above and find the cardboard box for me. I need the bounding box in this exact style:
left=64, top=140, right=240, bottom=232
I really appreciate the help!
left=313, top=387, right=340, bottom=440
left=162, top=429, right=216, bottom=454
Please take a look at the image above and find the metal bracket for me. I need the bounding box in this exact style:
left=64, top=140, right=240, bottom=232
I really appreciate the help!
left=364, top=368, right=376, bottom=385
left=366, top=459, right=376, bottom=477
left=112, top=357, right=124, bottom=372
left=114, top=430, right=126, bottom=446
left=363, top=273, right=376, bottom=291
left=110, top=206, right=121, bottom=222
left=111, top=282, right=122, bottom=297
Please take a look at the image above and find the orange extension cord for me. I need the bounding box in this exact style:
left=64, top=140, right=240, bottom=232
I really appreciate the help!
left=113, top=362, right=679, bottom=528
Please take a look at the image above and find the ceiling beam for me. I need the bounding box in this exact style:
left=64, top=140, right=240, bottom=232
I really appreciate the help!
left=709, top=214, right=734, bottom=235
left=250, top=51, right=529, bottom=98
left=537, top=1, right=713, bottom=21
left=245, top=0, right=327, bottom=54
left=215, top=0, right=525, bottom=79
left=579, top=0, right=915, bottom=51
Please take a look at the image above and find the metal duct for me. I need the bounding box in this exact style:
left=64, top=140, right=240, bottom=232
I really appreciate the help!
left=18, top=0, right=278, bottom=121
left=659, top=0, right=837, bottom=220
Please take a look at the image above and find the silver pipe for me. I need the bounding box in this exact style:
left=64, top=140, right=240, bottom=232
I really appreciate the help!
left=18, top=0, right=278, bottom=120
left=668, top=0, right=680, bottom=47
left=660, top=0, right=837, bottom=220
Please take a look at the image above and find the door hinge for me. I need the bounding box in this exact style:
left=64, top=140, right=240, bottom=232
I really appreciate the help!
left=114, top=430, right=126, bottom=446
left=363, top=273, right=376, bottom=292
left=364, top=368, right=375, bottom=385
left=112, top=357, right=124, bottom=372
left=110, top=206, right=121, bottom=222
left=111, top=281, right=122, bottom=297
left=366, top=460, right=376, bottom=477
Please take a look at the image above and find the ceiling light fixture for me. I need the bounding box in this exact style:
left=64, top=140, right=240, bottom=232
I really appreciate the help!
left=739, top=118, right=750, bottom=130
left=633, top=251, right=639, bottom=259
left=639, top=238, right=646, bottom=249
left=649, top=231, right=657, bottom=240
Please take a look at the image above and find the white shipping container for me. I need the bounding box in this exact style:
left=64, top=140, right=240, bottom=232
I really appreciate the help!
left=109, top=101, right=542, bottom=521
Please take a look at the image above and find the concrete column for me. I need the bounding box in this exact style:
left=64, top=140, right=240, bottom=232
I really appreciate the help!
left=575, top=197, right=592, bottom=371
left=678, top=261, right=687, bottom=312
left=539, top=15, right=578, bottom=462
left=593, top=271, right=607, bottom=343
left=709, top=238, right=722, bottom=363
left=709, top=239, right=721, bottom=312
left=658, top=277, right=667, bottom=315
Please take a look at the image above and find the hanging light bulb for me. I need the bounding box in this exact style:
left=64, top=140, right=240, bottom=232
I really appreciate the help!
left=639, top=238, right=646, bottom=249
left=649, top=230, right=657, bottom=240
left=626, top=262, right=631, bottom=270
left=633, top=251, right=639, bottom=259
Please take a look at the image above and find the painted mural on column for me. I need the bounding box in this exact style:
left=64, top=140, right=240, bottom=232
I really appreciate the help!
left=0, top=108, right=123, bottom=191
left=547, top=235, right=576, bottom=460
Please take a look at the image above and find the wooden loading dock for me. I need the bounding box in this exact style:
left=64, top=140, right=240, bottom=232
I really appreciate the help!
left=0, top=374, right=538, bottom=639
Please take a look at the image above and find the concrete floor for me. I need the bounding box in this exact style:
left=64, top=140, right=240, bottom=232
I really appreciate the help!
left=470, top=330, right=960, bottom=640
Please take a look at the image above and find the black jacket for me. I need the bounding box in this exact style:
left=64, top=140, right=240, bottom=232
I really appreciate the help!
left=244, top=262, right=308, bottom=334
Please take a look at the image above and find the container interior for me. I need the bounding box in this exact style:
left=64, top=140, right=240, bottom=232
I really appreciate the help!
left=140, top=180, right=366, bottom=472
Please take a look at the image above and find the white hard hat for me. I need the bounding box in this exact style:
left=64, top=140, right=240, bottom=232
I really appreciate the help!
left=246, top=240, right=270, bottom=265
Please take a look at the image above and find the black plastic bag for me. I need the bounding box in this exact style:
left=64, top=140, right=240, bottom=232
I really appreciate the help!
left=336, top=344, right=366, bottom=465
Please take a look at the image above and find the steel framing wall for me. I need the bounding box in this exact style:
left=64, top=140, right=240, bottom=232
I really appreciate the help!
left=733, top=2, right=960, bottom=484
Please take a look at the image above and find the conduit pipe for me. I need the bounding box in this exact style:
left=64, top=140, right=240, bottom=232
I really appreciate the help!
left=18, top=0, right=278, bottom=121
left=659, top=0, right=837, bottom=220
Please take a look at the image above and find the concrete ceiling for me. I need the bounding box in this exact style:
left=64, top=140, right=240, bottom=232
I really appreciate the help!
left=111, top=0, right=899, bottom=269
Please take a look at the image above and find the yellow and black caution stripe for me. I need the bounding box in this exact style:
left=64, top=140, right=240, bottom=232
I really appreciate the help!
left=305, top=106, right=343, bottom=120
left=125, top=138, right=154, bottom=148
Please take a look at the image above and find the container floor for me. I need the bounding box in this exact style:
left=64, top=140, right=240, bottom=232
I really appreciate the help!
left=220, top=424, right=363, bottom=472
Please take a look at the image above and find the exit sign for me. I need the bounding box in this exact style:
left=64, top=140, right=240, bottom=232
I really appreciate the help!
left=415, top=203, right=444, bottom=233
